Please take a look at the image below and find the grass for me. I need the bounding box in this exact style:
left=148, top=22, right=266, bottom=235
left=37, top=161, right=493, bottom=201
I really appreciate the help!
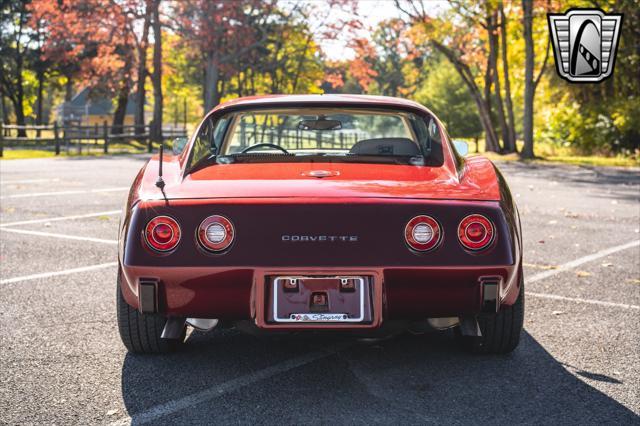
left=480, top=151, right=639, bottom=168
left=467, top=139, right=639, bottom=168
left=1, top=142, right=150, bottom=160
left=1, top=149, right=59, bottom=159
left=0, top=149, right=147, bottom=160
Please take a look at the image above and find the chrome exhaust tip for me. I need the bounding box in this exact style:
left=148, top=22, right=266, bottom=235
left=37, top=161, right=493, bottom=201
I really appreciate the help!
left=186, top=318, right=219, bottom=332
left=426, top=317, right=460, bottom=330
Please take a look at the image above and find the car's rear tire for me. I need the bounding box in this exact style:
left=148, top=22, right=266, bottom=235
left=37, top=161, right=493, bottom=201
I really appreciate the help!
left=116, top=272, right=185, bottom=354
left=458, top=276, right=525, bottom=354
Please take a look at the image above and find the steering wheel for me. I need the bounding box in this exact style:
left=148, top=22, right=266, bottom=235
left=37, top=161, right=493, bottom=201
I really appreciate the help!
left=240, top=143, right=290, bottom=154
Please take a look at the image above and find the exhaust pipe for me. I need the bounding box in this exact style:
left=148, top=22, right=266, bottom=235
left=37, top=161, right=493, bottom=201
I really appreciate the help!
left=186, top=318, right=219, bottom=332
left=161, top=317, right=186, bottom=339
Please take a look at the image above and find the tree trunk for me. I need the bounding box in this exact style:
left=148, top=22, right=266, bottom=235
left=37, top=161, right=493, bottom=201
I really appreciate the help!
left=521, top=0, right=535, bottom=159
left=483, top=48, right=495, bottom=151
left=150, top=0, right=163, bottom=143
left=65, top=75, right=74, bottom=101
left=1, top=94, right=9, bottom=124
left=499, top=3, right=517, bottom=152
left=13, top=52, right=26, bottom=135
left=13, top=92, right=26, bottom=137
left=204, top=55, right=220, bottom=112
left=489, top=12, right=510, bottom=153
left=135, top=3, right=151, bottom=136
left=36, top=69, right=44, bottom=126
left=112, top=79, right=130, bottom=135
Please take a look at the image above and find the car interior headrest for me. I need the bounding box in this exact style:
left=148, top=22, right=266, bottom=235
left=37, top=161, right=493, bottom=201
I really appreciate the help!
left=348, top=137, right=421, bottom=156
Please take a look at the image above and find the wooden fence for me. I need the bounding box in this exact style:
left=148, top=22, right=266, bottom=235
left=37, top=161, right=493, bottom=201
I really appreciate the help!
left=0, top=122, right=188, bottom=157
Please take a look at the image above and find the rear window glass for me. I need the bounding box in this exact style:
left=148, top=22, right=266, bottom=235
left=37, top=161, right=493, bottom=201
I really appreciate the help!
left=188, top=107, right=444, bottom=168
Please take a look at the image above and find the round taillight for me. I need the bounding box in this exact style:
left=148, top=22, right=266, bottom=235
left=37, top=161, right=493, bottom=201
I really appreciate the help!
left=197, top=215, right=235, bottom=252
left=458, top=214, right=495, bottom=251
left=144, top=216, right=181, bottom=252
left=405, top=215, right=442, bottom=252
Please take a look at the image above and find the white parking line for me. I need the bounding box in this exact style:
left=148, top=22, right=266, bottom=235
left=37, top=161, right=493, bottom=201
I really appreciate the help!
left=109, top=347, right=342, bottom=426
left=1, top=227, right=117, bottom=244
left=522, top=239, right=640, bottom=310
left=0, top=178, right=60, bottom=185
left=0, top=210, right=121, bottom=227
left=526, top=292, right=640, bottom=310
left=0, top=187, right=128, bottom=199
left=0, top=262, right=117, bottom=285
left=525, top=239, right=640, bottom=284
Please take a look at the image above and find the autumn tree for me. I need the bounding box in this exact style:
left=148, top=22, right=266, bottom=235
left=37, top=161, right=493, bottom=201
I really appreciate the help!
left=172, top=0, right=275, bottom=111
left=29, top=0, right=148, bottom=133
left=396, top=0, right=503, bottom=152
left=1, top=0, right=32, bottom=135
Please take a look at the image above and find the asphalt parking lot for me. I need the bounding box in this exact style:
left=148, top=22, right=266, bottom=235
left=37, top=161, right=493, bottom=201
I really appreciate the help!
left=1, top=156, right=638, bottom=425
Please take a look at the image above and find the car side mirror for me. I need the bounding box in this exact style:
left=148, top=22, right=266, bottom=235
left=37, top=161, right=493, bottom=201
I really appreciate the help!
left=172, top=137, right=188, bottom=155
left=452, top=140, right=469, bottom=157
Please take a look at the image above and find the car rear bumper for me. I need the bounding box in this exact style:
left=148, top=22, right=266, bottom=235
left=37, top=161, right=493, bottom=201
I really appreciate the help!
left=120, top=264, right=521, bottom=329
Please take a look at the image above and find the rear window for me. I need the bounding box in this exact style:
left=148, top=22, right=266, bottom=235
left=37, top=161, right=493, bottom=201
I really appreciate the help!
left=187, top=107, right=444, bottom=169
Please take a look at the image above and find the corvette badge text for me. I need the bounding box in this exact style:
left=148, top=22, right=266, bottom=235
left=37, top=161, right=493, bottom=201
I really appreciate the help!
left=547, top=8, right=622, bottom=83
left=282, top=235, right=359, bottom=242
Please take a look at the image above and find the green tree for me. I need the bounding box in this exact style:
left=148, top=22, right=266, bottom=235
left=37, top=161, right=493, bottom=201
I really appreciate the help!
left=414, top=57, right=482, bottom=141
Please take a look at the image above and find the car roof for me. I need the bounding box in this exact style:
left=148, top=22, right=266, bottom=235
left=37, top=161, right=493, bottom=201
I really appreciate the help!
left=210, top=94, right=433, bottom=115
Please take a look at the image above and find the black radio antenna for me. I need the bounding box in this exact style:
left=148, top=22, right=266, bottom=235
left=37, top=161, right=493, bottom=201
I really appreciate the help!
left=155, top=144, right=168, bottom=204
left=156, top=144, right=165, bottom=190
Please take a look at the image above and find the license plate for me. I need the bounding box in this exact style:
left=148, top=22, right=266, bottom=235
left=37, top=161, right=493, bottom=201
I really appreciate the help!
left=272, top=276, right=365, bottom=323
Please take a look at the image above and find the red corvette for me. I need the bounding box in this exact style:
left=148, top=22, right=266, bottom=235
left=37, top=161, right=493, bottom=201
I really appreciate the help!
left=117, top=95, right=524, bottom=354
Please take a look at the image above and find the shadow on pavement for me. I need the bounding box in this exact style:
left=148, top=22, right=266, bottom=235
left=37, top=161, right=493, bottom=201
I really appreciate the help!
left=121, top=329, right=637, bottom=424
left=496, top=161, right=640, bottom=203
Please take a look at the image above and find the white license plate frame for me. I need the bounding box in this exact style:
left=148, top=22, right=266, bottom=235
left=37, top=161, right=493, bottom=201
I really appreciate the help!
left=272, top=276, right=365, bottom=323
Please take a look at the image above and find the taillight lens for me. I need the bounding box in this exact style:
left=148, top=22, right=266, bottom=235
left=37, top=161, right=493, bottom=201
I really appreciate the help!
left=405, top=215, right=442, bottom=252
left=197, top=215, right=235, bottom=252
left=458, top=214, right=495, bottom=251
left=144, top=216, right=181, bottom=252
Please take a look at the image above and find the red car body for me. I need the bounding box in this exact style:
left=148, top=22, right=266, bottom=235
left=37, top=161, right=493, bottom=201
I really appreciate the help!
left=117, top=95, right=523, bottom=351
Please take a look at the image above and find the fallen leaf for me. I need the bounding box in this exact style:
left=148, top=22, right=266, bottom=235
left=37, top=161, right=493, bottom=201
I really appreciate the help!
left=523, top=263, right=558, bottom=270
left=538, top=240, right=545, bottom=244
left=576, top=271, right=591, bottom=278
